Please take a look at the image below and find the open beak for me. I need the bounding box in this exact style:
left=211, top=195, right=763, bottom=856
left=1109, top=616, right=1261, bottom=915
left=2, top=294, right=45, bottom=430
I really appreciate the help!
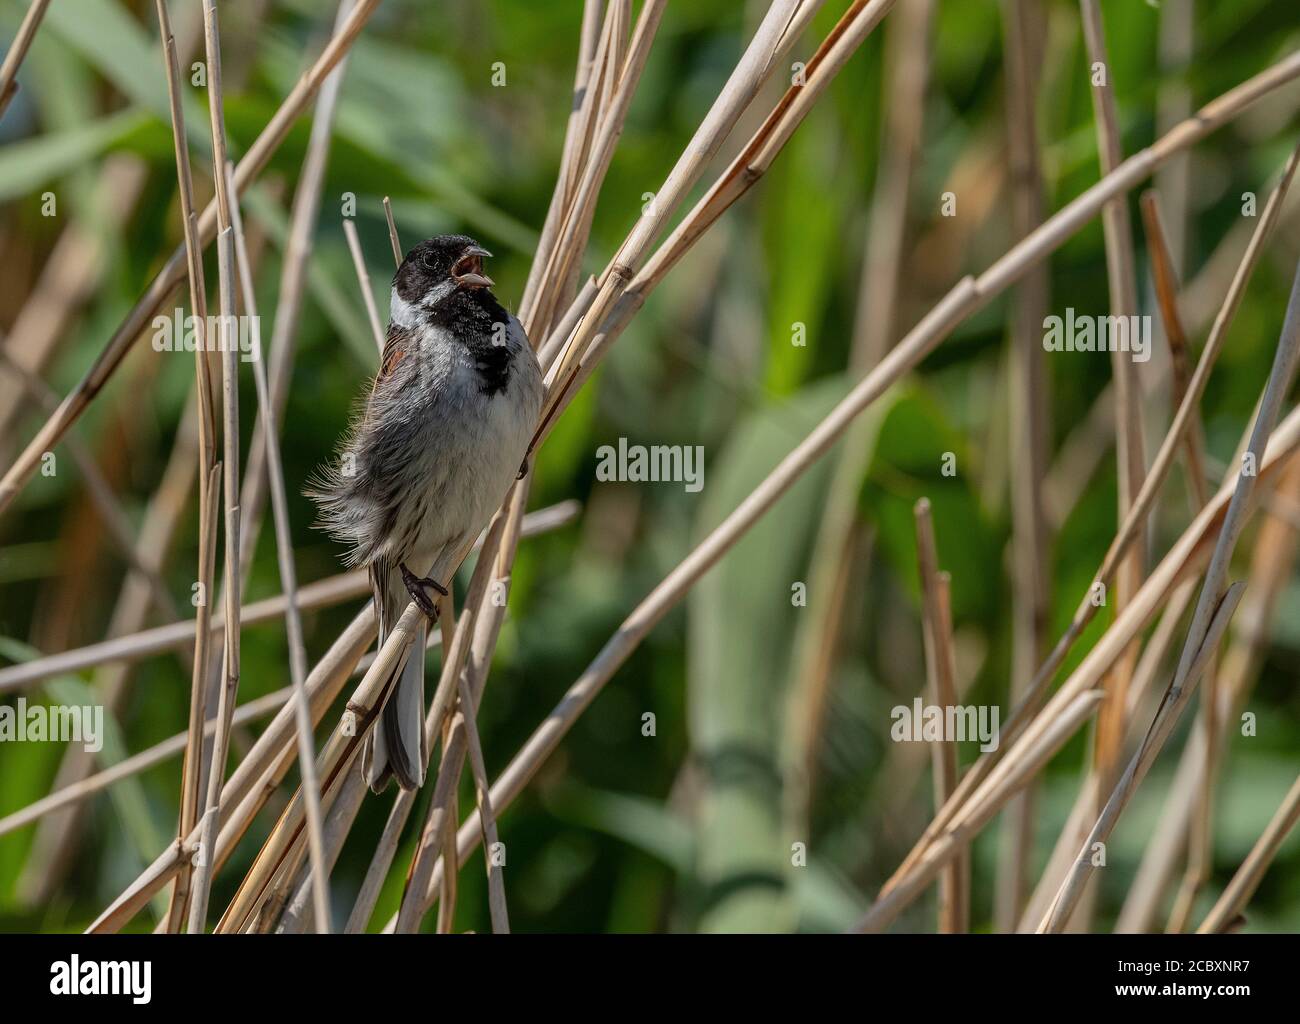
left=452, top=245, right=494, bottom=290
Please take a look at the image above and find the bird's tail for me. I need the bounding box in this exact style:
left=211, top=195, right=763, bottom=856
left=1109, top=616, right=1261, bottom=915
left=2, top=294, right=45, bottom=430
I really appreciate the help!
left=364, top=563, right=428, bottom=792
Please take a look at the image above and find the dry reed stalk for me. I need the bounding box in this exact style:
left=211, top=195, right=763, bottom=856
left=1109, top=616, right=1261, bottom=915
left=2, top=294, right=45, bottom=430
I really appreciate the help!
left=274, top=759, right=369, bottom=933
left=382, top=195, right=402, bottom=264
left=395, top=720, right=469, bottom=933
left=535, top=0, right=813, bottom=436
left=889, top=139, right=1300, bottom=902
left=0, top=0, right=52, bottom=118
left=1015, top=569, right=1200, bottom=931
left=1142, top=190, right=1210, bottom=511
left=0, top=157, right=149, bottom=444
left=1116, top=461, right=1300, bottom=931
left=994, top=0, right=1050, bottom=932
left=402, top=13, right=904, bottom=901
left=1198, top=771, right=1300, bottom=933
left=914, top=500, right=964, bottom=933
left=848, top=689, right=1108, bottom=932
left=527, top=0, right=668, bottom=337
left=1039, top=260, right=1300, bottom=931
left=401, top=53, right=1300, bottom=925
left=87, top=611, right=375, bottom=932
left=13, top=402, right=204, bottom=909
left=1037, top=583, right=1247, bottom=932
left=240, top=0, right=356, bottom=584
left=0, top=687, right=292, bottom=839
left=458, top=661, right=510, bottom=933
left=212, top=568, right=467, bottom=933
left=184, top=0, right=245, bottom=933
left=518, top=0, right=604, bottom=324
left=860, top=416, right=1300, bottom=932
left=0, top=352, right=179, bottom=617
left=401, top=484, right=529, bottom=933
left=153, top=0, right=222, bottom=933
left=563, top=0, right=891, bottom=390
left=1139, top=191, right=1219, bottom=935
left=1079, top=0, right=1146, bottom=806
left=383, top=503, right=513, bottom=932
left=405, top=0, right=877, bottom=888
left=423, top=11, right=853, bottom=861
left=782, top=0, right=933, bottom=845
left=344, top=218, right=387, bottom=354
left=0, top=0, right=384, bottom=517
left=0, top=503, right=574, bottom=695
left=226, top=163, right=331, bottom=933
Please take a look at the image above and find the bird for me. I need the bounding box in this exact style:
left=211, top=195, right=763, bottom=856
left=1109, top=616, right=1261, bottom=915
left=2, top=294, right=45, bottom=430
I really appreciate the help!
left=308, top=234, right=543, bottom=792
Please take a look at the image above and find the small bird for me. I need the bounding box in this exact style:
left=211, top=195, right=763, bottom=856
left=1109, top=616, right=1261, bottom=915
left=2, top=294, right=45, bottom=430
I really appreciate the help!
left=309, top=234, right=543, bottom=792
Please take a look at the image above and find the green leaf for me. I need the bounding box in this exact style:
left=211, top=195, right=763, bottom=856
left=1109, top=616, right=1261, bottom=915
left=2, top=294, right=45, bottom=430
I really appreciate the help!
left=0, top=110, right=149, bottom=202
left=688, top=374, right=878, bottom=932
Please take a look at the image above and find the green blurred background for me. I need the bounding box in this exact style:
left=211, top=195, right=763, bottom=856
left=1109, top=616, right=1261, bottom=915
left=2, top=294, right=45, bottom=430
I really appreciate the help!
left=0, top=0, right=1299, bottom=933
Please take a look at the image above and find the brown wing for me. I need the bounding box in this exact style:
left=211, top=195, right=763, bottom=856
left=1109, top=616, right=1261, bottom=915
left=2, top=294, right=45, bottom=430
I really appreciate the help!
left=372, top=322, right=415, bottom=393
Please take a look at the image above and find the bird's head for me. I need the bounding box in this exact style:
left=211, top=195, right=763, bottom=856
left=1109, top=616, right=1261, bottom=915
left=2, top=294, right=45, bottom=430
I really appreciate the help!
left=392, top=234, right=495, bottom=324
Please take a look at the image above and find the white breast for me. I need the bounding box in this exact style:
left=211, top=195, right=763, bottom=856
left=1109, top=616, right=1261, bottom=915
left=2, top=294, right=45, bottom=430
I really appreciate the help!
left=382, top=317, right=542, bottom=570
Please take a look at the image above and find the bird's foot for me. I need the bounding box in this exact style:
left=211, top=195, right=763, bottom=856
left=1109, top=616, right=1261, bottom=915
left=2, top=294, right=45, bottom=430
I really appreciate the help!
left=517, top=457, right=529, bottom=480
left=400, top=563, right=448, bottom=621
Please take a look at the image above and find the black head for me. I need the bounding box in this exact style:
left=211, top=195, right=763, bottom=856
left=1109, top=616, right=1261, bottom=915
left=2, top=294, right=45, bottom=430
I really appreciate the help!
left=392, top=234, right=495, bottom=311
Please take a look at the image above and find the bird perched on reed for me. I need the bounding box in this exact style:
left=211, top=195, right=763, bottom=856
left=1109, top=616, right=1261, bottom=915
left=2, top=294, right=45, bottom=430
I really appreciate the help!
left=309, top=234, right=542, bottom=791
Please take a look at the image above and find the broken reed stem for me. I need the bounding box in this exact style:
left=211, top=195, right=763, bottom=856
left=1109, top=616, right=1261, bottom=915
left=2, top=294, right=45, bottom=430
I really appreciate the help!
left=1141, top=190, right=1210, bottom=509
left=226, top=162, right=331, bottom=934
left=914, top=499, right=964, bottom=933
left=382, top=196, right=402, bottom=264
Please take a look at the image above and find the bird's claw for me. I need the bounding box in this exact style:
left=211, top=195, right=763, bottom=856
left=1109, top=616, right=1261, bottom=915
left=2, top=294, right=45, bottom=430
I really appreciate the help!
left=400, top=562, right=447, bottom=621
left=517, top=457, right=529, bottom=480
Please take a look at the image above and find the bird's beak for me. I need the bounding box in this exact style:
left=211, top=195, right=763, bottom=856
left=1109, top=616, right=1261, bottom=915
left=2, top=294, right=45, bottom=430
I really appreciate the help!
left=453, top=245, right=495, bottom=290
